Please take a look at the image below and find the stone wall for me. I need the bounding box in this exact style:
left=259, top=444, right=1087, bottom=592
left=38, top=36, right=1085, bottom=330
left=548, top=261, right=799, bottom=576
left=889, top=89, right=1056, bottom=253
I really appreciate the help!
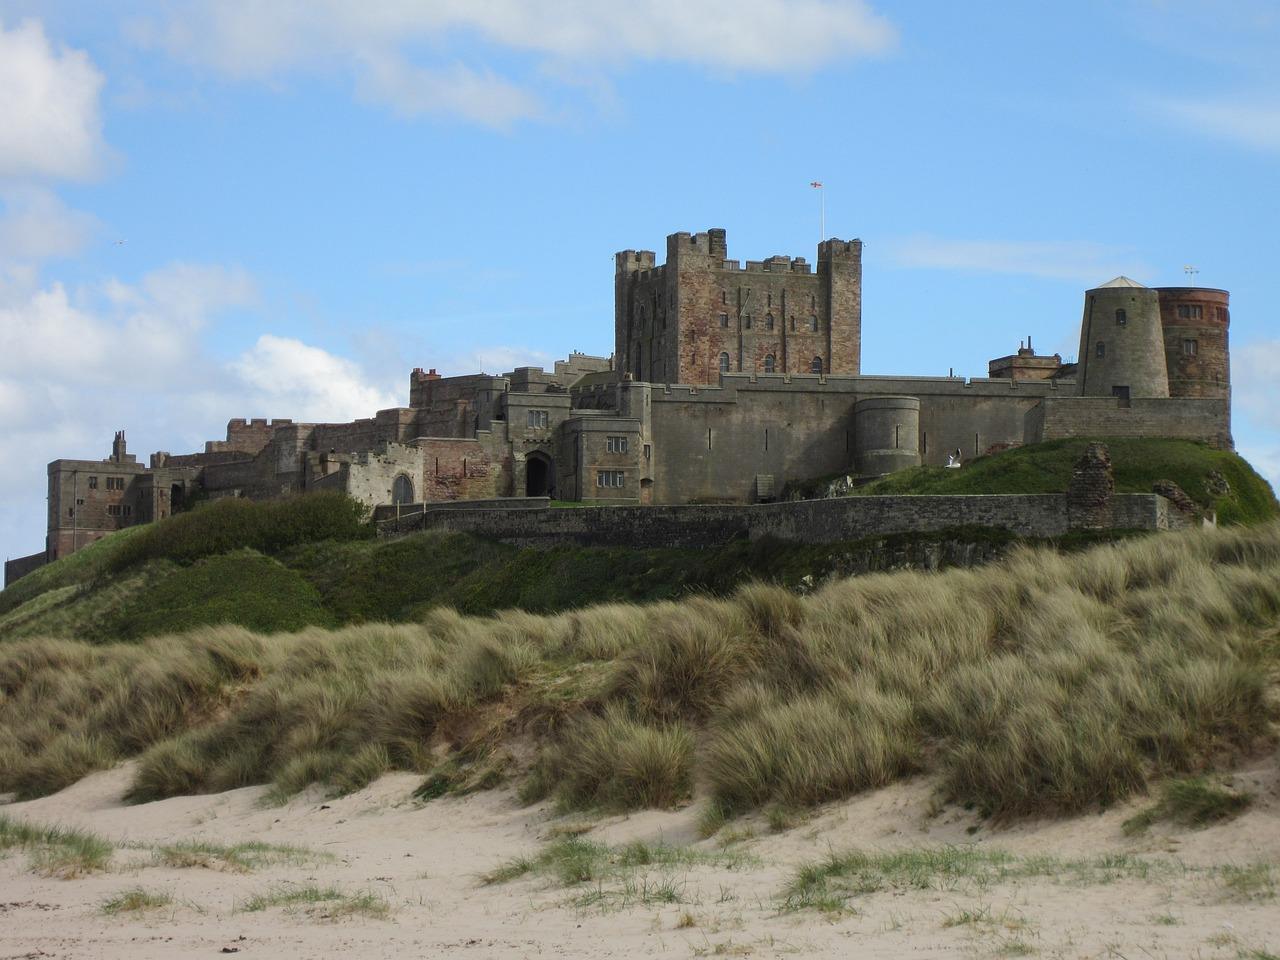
left=1030, top=396, right=1231, bottom=447
left=4, top=550, right=48, bottom=588
left=380, top=492, right=1172, bottom=549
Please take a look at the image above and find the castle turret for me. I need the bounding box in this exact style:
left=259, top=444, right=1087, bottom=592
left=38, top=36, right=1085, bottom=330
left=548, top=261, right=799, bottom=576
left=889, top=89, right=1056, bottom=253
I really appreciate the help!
left=1076, top=277, right=1169, bottom=400
left=1155, top=287, right=1230, bottom=400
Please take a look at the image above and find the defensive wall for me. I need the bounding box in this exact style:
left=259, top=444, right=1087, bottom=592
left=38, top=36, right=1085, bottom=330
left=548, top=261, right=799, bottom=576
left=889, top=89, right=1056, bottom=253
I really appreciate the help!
left=374, top=491, right=1184, bottom=550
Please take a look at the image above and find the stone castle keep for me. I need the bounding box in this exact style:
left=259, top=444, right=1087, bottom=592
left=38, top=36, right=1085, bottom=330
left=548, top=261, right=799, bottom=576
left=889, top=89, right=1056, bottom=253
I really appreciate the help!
left=7, top=227, right=1232, bottom=583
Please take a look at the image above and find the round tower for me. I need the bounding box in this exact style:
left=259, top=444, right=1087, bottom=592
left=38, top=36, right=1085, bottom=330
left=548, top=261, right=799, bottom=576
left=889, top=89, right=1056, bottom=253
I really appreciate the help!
left=1076, top=277, right=1169, bottom=399
left=1154, top=287, right=1230, bottom=400
left=854, top=396, right=920, bottom=476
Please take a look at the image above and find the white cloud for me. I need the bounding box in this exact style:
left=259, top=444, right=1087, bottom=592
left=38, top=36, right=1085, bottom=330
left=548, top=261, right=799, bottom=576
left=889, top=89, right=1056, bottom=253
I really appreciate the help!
left=0, top=18, right=108, bottom=179
left=884, top=235, right=1149, bottom=284
left=456, top=345, right=553, bottom=376
left=354, top=57, right=543, bottom=127
left=0, top=263, right=403, bottom=559
left=0, top=262, right=256, bottom=391
left=1233, top=339, right=1280, bottom=430
left=231, top=334, right=400, bottom=422
left=129, top=1, right=896, bottom=125
left=1153, top=96, right=1280, bottom=153
left=0, top=186, right=99, bottom=260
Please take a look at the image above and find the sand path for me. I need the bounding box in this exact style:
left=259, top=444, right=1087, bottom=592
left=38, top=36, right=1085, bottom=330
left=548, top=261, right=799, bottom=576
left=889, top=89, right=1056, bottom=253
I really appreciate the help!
left=2, top=755, right=1278, bottom=959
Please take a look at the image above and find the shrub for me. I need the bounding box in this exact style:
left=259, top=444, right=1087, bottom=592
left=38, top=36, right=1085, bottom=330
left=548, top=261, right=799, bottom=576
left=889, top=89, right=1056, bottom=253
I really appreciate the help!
left=107, top=491, right=370, bottom=572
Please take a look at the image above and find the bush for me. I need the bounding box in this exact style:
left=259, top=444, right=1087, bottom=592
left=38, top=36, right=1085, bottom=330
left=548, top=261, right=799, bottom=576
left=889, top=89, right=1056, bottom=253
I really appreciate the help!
left=107, top=492, right=371, bottom=572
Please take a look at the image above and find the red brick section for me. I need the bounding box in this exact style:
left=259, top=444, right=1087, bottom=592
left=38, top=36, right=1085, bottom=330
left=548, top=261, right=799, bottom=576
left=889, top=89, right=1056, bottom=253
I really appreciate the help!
left=615, top=230, right=863, bottom=386
left=1156, top=288, right=1230, bottom=400
left=419, top=439, right=504, bottom=501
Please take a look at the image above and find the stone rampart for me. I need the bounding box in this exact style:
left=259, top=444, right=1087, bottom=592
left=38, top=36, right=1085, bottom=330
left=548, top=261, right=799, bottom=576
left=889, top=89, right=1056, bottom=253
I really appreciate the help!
left=377, top=492, right=1171, bottom=549
left=4, top=550, right=48, bottom=588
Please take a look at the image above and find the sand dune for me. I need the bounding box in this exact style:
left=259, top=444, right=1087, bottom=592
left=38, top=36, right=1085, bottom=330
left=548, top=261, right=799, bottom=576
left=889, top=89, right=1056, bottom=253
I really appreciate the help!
left=2, top=755, right=1278, bottom=959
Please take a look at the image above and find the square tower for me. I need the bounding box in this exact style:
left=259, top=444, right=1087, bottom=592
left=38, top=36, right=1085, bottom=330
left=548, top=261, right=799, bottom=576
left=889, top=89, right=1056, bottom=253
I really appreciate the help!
left=614, top=228, right=862, bottom=385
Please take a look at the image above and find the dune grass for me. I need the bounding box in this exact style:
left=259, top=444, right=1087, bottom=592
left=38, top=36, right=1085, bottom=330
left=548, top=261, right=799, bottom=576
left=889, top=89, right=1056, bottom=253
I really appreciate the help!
left=2, top=521, right=1278, bottom=823
left=780, top=846, right=1187, bottom=912
left=482, top=835, right=753, bottom=895
left=1123, top=777, right=1255, bottom=835
left=101, top=887, right=173, bottom=914
left=0, top=814, right=114, bottom=877
left=152, top=838, right=327, bottom=872
left=238, top=884, right=390, bottom=918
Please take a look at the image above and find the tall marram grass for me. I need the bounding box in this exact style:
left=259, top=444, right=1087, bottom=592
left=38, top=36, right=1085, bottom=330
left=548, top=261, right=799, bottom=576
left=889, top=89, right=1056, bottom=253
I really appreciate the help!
left=2, top=522, right=1278, bottom=820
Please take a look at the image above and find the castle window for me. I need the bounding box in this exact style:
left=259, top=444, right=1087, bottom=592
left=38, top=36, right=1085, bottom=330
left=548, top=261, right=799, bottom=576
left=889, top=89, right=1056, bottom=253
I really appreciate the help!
left=810, top=356, right=823, bottom=374
left=1183, top=338, right=1198, bottom=356
left=763, top=354, right=776, bottom=373
left=743, top=314, right=752, bottom=329
left=106, top=476, right=124, bottom=491
left=718, top=352, right=731, bottom=374
left=810, top=294, right=816, bottom=310
left=643, top=443, right=651, bottom=460
left=122, top=505, right=132, bottom=518
left=1216, top=306, right=1228, bottom=321
left=1096, top=342, right=1106, bottom=358
left=107, top=504, right=121, bottom=517
left=721, top=290, right=727, bottom=305
left=1115, top=308, right=1126, bottom=326
left=87, top=476, right=98, bottom=489
left=596, top=470, right=625, bottom=488
left=765, top=313, right=775, bottom=330
left=606, top=436, right=628, bottom=454
left=718, top=313, right=729, bottom=328
left=767, top=292, right=772, bottom=307
left=789, top=317, right=795, bottom=331
left=526, top=409, right=549, bottom=429
left=1176, top=304, right=1203, bottom=320
left=809, top=315, right=819, bottom=332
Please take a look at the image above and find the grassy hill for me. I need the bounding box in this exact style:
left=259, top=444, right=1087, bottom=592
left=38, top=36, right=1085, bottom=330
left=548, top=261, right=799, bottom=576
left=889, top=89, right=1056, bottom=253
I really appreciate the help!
left=793, top=438, right=1276, bottom=526
left=1, top=440, right=1274, bottom=644
left=2, top=518, right=1276, bottom=829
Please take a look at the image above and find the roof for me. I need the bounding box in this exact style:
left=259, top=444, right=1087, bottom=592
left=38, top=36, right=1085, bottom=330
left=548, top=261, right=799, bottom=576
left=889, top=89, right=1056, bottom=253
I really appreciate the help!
left=1096, top=276, right=1146, bottom=288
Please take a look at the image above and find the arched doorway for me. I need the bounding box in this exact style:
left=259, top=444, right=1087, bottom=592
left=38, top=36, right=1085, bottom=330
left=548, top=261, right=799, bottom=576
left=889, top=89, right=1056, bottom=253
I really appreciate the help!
left=525, top=453, right=553, bottom=497
left=392, top=474, right=414, bottom=504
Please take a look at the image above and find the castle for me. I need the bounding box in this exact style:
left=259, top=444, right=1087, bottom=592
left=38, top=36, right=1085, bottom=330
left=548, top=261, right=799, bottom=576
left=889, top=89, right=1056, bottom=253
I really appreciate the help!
left=5, top=228, right=1232, bottom=586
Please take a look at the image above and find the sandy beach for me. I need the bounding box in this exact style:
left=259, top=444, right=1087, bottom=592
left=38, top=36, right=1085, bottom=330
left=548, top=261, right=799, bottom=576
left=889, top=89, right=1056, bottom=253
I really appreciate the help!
left=2, top=750, right=1278, bottom=960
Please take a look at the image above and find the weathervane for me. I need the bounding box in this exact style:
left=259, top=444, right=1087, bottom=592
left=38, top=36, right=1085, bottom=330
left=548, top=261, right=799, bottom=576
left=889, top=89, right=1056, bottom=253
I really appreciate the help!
left=1184, top=265, right=1199, bottom=284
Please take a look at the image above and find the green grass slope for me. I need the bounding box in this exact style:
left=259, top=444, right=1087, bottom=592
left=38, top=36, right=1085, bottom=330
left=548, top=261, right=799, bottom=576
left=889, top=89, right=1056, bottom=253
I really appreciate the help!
left=843, top=439, right=1276, bottom=526
left=2, top=440, right=1274, bottom=642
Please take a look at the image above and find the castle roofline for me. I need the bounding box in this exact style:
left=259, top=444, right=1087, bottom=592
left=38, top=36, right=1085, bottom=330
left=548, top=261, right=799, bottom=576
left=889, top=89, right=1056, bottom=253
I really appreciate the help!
left=1094, top=276, right=1146, bottom=289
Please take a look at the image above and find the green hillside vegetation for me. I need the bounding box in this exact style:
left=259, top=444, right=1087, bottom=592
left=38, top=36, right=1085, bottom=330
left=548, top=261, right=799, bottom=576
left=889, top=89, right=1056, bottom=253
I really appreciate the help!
left=2, top=520, right=1277, bottom=827
left=1, top=440, right=1273, bottom=643
left=795, top=438, right=1277, bottom=526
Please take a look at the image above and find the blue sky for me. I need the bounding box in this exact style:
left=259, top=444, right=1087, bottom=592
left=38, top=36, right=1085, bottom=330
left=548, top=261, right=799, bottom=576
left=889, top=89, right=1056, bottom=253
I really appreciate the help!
left=1, top=1, right=1277, bottom=561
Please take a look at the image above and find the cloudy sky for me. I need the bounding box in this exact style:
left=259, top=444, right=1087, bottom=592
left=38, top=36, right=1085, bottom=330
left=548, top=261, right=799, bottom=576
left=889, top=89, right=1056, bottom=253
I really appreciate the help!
left=1, top=1, right=1277, bottom=560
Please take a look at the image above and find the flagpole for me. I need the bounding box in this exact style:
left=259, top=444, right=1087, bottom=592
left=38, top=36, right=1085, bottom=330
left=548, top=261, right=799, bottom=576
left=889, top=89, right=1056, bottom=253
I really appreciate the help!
left=810, top=180, right=825, bottom=244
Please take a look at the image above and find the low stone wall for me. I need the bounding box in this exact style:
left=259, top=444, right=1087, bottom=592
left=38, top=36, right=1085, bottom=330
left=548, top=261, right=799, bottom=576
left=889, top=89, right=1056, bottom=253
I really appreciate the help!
left=4, top=550, right=48, bottom=589
left=377, top=492, right=1171, bottom=549
left=373, top=497, right=550, bottom=524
